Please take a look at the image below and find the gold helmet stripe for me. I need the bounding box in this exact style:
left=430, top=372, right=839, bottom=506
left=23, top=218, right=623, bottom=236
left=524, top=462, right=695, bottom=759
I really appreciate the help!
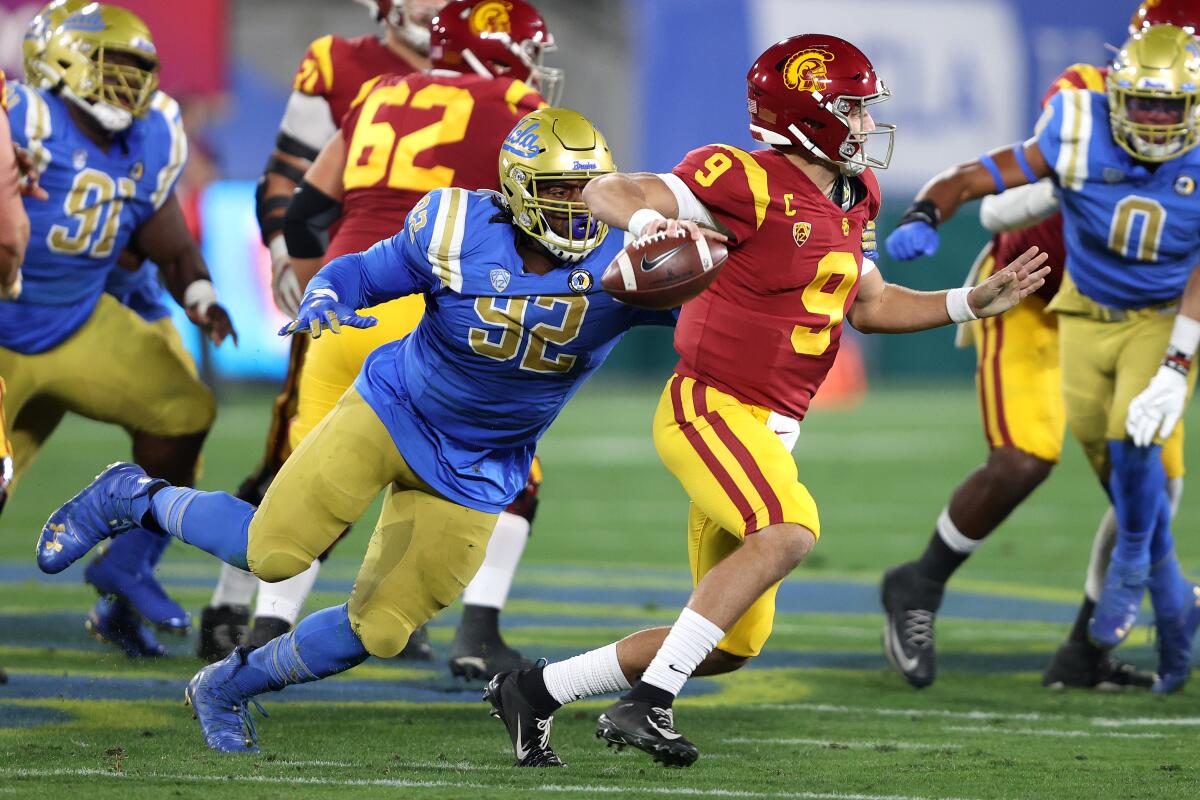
left=150, top=93, right=187, bottom=209
left=427, top=188, right=469, bottom=291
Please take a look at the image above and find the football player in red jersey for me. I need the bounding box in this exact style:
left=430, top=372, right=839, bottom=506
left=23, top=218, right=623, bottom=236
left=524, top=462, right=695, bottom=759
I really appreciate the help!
left=482, top=34, right=1050, bottom=768
left=879, top=0, right=1198, bottom=694
left=197, top=0, right=449, bottom=659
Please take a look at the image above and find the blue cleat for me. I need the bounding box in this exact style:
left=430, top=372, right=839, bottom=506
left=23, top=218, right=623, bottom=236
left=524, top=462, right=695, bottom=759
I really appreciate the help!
left=1089, top=558, right=1149, bottom=649
left=184, top=648, right=268, bottom=753
left=1153, top=585, right=1200, bottom=694
left=85, top=541, right=191, bottom=633
left=86, top=595, right=167, bottom=659
left=37, top=463, right=165, bottom=574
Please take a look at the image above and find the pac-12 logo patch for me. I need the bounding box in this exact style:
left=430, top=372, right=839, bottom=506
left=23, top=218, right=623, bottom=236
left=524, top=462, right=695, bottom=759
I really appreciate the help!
left=130, top=162, right=144, bottom=180
left=489, top=268, right=512, bottom=292
left=792, top=221, right=811, bottom=247
left=1175, top=175, right=1196, bottom=196
left=568, top=268, right=593, bottom=293
left=781, top=49, right=834, bottom=93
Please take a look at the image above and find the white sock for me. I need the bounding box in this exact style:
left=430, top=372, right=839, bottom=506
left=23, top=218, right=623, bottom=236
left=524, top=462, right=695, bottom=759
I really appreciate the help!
left=640, top=608, right=724, bottom=697
left=254, top=559, right=320, bottom=625
left=937, top=508, right=982, bottom=554
left=542, top=642, right=630, bottom=706
left=211, top=564, right=258, bottom=608
left=461, top=511, right=530, bottom=609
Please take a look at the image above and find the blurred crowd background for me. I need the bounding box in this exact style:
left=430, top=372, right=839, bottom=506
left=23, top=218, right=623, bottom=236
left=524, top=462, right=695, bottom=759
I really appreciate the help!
left=0, top=0, right=1130, bottom=386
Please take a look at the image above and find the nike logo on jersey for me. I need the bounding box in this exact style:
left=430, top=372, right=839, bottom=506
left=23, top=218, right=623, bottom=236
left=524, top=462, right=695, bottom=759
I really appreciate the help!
left=641, top=245, right=686, bottom=272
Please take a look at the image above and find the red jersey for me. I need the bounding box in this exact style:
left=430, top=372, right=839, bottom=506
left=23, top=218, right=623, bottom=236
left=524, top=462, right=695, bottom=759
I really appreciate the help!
left=671, top=145, right=881, bottom=420
left=328, top=73, right=544, bottom=259
left=292, top=35, right=419, bottom=129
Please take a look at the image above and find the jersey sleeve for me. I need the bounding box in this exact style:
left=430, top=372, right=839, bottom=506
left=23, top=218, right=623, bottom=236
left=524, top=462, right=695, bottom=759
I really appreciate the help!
left=0, top=69, right=7, bottom=113
left=147, top=92, right=188, bottom=211
left=671, top=144, right=770, bottom=244
left=292, top=35, right=337, bottom=99
left=8, top=84, right=51, bottom=176
left=1040, top=62, right=1107, bottom=108
left=501, top=78, right=547, bottom=117
left=1034, top=89, right=1093, bottom=191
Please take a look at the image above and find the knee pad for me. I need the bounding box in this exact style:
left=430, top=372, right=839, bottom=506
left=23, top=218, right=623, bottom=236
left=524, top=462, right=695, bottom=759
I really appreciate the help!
left=351, top=610, right=417, bottom=658
left=246, top=543, right=314, bottom=584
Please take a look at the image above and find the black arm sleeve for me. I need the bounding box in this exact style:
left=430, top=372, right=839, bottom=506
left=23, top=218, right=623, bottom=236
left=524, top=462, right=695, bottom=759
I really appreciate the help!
left=283, top=180, right=342, bottom=259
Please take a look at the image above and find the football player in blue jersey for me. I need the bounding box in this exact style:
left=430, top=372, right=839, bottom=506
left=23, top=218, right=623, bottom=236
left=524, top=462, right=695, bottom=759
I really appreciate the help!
left=886, top=24, right=1200, bottom=693
left=35, top=108, right=679, bottom=756
left=2, top=3, right=236, bottom=643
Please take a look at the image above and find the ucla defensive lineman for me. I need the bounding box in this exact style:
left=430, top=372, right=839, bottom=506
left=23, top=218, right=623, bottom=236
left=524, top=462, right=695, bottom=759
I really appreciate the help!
left=886, top=24, right=1200, bottom=692
left=37, top=108, right=674, bottom=755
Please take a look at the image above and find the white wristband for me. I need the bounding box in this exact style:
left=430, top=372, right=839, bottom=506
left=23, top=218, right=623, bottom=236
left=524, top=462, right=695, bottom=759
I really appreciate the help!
left=628, top=208, right=666, bottom=239
left=1168, top=314, right=1200, bottom=358
left=268, top=235, right=288, bottom=266
left=184, top=279, right=217, bottom=316
left=946, top=286, right=978, bottom=324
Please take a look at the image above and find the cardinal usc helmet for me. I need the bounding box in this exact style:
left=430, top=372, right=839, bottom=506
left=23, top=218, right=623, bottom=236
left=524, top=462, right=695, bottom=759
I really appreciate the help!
left=1130, top=0, right=1199, bottom=35
left=352, top=0, right=448, bottom=52
left=430, top=0, right=562, bottom=104
left=747, top=34, right=895, bottom=176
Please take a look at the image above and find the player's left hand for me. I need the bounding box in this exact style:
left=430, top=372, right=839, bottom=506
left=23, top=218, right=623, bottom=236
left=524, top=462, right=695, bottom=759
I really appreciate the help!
left=861, top=220, right=878, bottom=261
left=187, top=302, right=238, bottom=347
left=1127, top=365, right=1188, bottom=447
left=13, top=145, right=48, bottom=200
left=280, top=288, right=378, bottom=338
left=967, top=246, right=1051, bottom=318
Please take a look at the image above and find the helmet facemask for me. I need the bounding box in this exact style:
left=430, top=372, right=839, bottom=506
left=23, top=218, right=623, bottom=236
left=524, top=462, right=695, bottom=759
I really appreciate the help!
left=64, top=46, right=159, bottom=132
left=828, top=89, right=895, bottom=175
left=461, top=34, right=563, bottom=105
left=1110, top=87, right=1199, bottom=161
left=504, top=167, right=607, bottom=263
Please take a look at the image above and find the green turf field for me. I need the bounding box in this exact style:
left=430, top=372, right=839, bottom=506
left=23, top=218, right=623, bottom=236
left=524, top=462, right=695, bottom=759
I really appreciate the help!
left=2, top=380, right=1199, bottom=800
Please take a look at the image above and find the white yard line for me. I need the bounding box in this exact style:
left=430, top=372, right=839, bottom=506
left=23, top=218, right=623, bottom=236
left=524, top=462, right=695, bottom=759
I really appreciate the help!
left=0, top=767, right=980, bottom=800
left=944, top=725, right=1164, bottom=740
left=726, top=737, right=958, bottom=751
left=1090, top=717, right=1200, bottom=728
left=754, top=703, right=1053, bottom=722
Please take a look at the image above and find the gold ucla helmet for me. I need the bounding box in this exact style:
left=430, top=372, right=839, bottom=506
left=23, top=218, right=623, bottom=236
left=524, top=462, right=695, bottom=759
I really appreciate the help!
left=1107, top=24, right=1200, bottom=162
left=498, top=108, right=615, bottom=263
left=41, top=3, right=160, bottom=131
left=23, top=0, right=89, bottom=89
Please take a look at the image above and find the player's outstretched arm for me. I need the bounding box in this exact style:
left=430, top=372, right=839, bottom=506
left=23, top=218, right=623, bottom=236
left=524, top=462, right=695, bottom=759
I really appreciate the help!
left=0, top=111, right=29, bottom=298
left=583, top=172, right=728, bottom=243
left=1127, top=266, right=1200, bottom=446
left=886, top=141, right=1051, bottom=261
left=279, top=132, right=348, bottom=315
left=131, top=194, right=237, bottom=346
left=848, top=247, right=1050, bottom=334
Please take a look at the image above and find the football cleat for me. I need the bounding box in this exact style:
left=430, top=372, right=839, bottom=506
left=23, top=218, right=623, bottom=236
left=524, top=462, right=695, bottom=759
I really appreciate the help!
left=37, top=463, right=165, bottom=574
left=1041, top=640, right=1154, bottom=691
left=450, top=633, right=532, bottom=681
left=483, top=669, right=565, bottom=767
left=184, top=648, right=268, bottom=753
left=247, top=616, right=291, bottom=649
left=86, top=595, right=167, bottom=659
left=395, top=623, right=434, bottom=661
left=1089, top=559, right=1149, bottom=649
left=880, top=563, right=944, bottom=688
left=1152, top=584, right=1200, bottom=694
left=596, top=699, right=698, bottom=767
left=196, top=604, right=250, bottom=663
left=84, top=543, right=190, bottom=632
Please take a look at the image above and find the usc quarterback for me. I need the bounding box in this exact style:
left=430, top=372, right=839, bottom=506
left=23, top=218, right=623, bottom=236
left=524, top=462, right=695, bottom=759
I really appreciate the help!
left=198, top=0, right=448, bottom=660
left=880, top=0, right=1199, bottom=693
left=885, top=23, right=1200, bottom=694
left=482, top=34, right=1049, bottom=768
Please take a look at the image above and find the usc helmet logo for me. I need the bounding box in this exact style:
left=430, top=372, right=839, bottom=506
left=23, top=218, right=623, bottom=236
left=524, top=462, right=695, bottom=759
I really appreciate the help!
left=782, top=49, right=835, bottom=92
left=469, top=1, right=513, bottom=34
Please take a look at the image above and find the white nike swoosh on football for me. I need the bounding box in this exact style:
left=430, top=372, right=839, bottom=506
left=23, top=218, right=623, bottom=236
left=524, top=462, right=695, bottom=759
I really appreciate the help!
left=646, top=716, right=682, bottom=740
left=514, top=717, right=529, bottom=760
left=885, top=623, right=921, bottom=673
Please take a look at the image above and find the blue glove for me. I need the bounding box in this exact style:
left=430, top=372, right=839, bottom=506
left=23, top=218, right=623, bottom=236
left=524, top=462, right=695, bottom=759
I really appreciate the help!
left=278, top=288, right=378, bottom=338
left=884, top=221, right=940, bottom=261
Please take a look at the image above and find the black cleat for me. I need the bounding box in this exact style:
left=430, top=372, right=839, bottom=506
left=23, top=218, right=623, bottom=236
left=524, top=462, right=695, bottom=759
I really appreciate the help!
left=484, top=670, right=565, bottom=767
left=195, top=604, right=250, bottom=663
left=247, top=615, right=292, bottom=649
left=881, top=563, right=944, bottom=689
left=1042, top=640, right=1155, bottom=691
left=596, top=700, right=698, bottom=767
left=450, top=637, right=531, bottom=681
left=395, top=624, right=434, bottom=661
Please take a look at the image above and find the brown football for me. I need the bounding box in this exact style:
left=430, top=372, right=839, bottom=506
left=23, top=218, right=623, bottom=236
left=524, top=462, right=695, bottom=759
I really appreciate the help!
left=600, top=231, right=729, bottom=310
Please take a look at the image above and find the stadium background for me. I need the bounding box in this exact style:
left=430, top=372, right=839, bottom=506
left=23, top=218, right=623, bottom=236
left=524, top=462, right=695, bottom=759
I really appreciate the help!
left=0, top=0, right=1131, bottom=384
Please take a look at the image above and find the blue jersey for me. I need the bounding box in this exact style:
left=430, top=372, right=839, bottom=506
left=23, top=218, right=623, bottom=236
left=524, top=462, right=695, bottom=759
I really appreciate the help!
left=0, top=85, right=186, bottom=352
left=311, top=188, right=674, bottom=512
left=105, top=263, right=171, bottom=322
left=1036, top=89, right=1200, bottom=309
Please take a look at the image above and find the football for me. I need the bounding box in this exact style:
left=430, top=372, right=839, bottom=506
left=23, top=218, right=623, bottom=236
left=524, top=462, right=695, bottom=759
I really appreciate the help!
left=600, top=230, right=729, bottom=310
